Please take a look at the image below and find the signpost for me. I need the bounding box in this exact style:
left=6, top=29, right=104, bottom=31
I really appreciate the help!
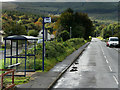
left=42, top=17, right=51, bottom=71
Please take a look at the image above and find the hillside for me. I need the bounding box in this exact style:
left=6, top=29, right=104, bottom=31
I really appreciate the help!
left=2, top=2, right=118, bottom=21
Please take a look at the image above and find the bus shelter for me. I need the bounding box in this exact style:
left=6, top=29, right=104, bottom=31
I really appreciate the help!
left=4, top=35, right=38, bottom=76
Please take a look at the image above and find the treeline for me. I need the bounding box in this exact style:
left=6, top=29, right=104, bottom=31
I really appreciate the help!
left=94, top=21, right=120, bottom=39
left=2, top=8, right=94, bottom=41
left=2, top=10, right=58, bottom=37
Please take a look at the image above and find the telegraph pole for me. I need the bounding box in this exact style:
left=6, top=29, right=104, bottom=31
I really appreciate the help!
left=70, top=27, right=72, bottom=39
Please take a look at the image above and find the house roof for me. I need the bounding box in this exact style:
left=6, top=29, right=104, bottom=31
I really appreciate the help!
left=4, top=35, right=38, bottom=40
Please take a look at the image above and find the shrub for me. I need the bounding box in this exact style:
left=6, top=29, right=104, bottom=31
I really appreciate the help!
left=28, top=30, right=38, bottom=37
left=54, top=43, right=65, bottom=53
left=45, top=45, right=58, bottom=58
left=23, top=38, right=86, bottom=71
left=1, top=44, right=5, bottom=48
left=58, top=30, right=70, bottom=41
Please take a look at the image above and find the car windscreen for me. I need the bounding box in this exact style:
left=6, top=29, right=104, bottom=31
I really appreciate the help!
left=110, top=38, right=119, bottom=41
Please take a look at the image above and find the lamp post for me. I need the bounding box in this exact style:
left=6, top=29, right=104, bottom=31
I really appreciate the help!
left=70, top=27, right=72, bottom=39
left=112, top=28, right=113, bottom=36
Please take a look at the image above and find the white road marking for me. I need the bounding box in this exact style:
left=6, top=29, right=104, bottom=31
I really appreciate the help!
left=104, top=56, right=107, bottom=59
left=113, top=75, right=119, bottom=85
left=106, top=59, right=109, bottom=63
left=109, top=66, right=112, bottom=72
left=103, top=53, right=105, bottom=56
left=88, top=46, right=90, bottom=49
left=100, top=45, right=109, bottom=64
left=100, top=44, right=119, bottom=85
left=116, top=49, right=118, bottom=51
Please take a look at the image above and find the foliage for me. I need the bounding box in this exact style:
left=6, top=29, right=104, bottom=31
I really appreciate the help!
left=28, top=30, right=39, bottom=37
left=57, top=30, right=70, bottom=41
left=57, top=8, right=94, bottom=39
left=35, top=38, right=86, bottom=71
left=59, top=12, right=73, bottom=30
left=93, top=20, right=120, bottom=39
left=3, top=22, right=27, bottom=36
left=72, top=25, right=85, bottom=38
left=2, top=10, right=57, bottom=37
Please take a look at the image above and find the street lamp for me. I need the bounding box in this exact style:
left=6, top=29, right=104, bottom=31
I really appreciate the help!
left=70, top=27, right=72, bottom=39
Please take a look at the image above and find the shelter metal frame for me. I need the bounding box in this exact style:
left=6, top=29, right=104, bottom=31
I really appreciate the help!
left=4, top=35, right=38, bottom=76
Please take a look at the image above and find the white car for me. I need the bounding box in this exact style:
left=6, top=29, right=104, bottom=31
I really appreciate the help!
left=107, top=37, right=119, bottom=47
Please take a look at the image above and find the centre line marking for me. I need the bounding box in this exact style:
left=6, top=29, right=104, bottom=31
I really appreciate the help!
left=113, top=75, right=119, bottom=85
left=109, top=66, right=112, bottom=72
left=106, top=59, right=109, bottom=63
left=104, top=56, right=107, bottom=59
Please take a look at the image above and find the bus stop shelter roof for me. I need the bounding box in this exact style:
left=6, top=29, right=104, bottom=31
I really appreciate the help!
left=4, top=35, right=38, bottom=40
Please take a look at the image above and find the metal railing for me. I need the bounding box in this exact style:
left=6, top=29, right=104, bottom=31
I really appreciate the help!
left=0, top=69, right=15, bottom=90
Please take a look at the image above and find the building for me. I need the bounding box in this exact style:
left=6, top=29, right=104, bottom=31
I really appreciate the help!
left=38, top=30, right=51, bottom=41
left=0, top=30, right=5, bottom=44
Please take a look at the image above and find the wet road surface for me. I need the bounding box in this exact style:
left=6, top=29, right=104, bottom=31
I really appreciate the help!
left=53, top=38, right=119, bottom=88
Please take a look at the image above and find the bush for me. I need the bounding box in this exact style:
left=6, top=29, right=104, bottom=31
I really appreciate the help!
left=26, top=38, right=86, bottom=71
left=58, top=30, right=70, bottom=41
left=28, top=30, right=38, bottom=37
left=1, top=44, right=5, bottom=48
left=45, top=41, right=65, bottom=58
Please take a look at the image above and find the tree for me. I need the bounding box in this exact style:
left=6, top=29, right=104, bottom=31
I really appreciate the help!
left=74, top=12, right=94, bottom=39
left=72, top=26, right=85, bottom=38
left=58, top=30, right=70, bottom=41
left=59, top=12, right=74, bottom=31
left=3, top=22, right=27, bottom=37
left=58, top=9, right=94, bottom=39
left=64, top=8, right=74, bottom=14
left=28, top=30, right=38, bottom=37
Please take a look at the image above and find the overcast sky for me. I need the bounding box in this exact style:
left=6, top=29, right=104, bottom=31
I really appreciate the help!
left=1, top=0, right=120, bottom=2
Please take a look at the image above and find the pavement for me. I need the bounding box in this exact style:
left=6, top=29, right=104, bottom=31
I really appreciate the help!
left=53, top=38, right=119, bottom=89
left=15, top=42, right=89, bottom=89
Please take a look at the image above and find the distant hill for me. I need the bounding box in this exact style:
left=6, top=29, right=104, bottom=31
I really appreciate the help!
left=2, top=2, right=118, bottom=21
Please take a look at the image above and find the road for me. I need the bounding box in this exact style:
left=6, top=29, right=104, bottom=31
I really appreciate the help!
left=53, top=38, right=119, bottom=88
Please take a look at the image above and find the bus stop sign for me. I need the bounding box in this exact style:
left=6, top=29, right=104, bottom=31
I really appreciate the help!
left=44, top=17, right=51, bottom=23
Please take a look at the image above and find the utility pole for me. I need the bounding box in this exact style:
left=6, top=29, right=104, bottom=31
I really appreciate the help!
left=70, top=27, right=72, bottom=39
left=112, top=28, right=113, bottom=36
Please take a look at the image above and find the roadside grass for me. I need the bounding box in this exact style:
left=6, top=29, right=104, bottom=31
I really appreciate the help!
left=0, top=59, right=32, bottom=86
left=3, top=76, right=31, bottom=85
left=0, top=48, right=4, bottom=51
left=0, top=59, right=4, bottom=74
left=97, top=36, right=104, bottom=40
left=97, top=37, right=109, bottom=42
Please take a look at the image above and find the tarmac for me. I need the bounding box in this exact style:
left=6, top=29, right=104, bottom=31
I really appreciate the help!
left=15, top=42, right=89, bottom=89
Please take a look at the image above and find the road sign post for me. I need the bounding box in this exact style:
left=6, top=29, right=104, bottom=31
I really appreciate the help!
left=42, top=17, right=51, bottom=71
